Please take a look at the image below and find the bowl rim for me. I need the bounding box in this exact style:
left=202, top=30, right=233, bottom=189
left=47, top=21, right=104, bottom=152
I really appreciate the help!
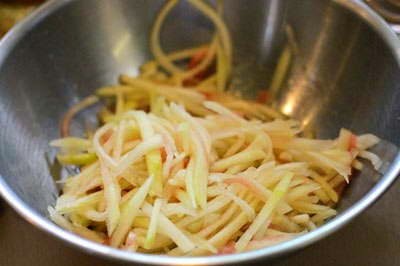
left=0, top=0, right=399, bottom=265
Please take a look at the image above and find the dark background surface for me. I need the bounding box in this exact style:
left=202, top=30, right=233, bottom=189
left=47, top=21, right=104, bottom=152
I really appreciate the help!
left=0, top=180, right=399, bottom=266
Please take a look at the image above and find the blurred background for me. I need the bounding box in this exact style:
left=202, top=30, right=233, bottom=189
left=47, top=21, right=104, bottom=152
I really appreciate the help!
left=0, top=0, right=44, bottom=37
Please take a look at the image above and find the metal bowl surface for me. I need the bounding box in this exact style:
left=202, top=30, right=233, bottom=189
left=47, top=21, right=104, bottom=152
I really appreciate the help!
left=0, top=0, right=399, bottom=265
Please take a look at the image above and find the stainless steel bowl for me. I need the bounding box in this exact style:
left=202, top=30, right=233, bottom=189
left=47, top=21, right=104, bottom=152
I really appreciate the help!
left=0, top=0, right=399, bottom=265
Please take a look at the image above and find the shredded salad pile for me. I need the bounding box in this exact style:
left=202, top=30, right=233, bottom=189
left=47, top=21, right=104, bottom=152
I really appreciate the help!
left=48, top=0, right=382, bottom=256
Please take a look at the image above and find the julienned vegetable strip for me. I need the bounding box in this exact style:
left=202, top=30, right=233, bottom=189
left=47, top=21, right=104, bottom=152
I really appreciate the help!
left=144, top=198, right=163, bottom=248
left=56, top=153, right=97, bottom=166
left=101, top=163, right=121, bottom=235
left=49, top=0, right=381, bottom=256
left=111, top=176, right=153, bottom=247
left=235, top=172, right=293, bottom=252
left=131, top=111, right=163, bottom=195
left=142, top=202, right=196, bottom=253
left=60, top=95, right=99, bottom=137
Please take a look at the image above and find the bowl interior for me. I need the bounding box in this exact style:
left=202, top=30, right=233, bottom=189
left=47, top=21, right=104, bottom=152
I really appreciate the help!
left=0, top=0, right=398, bottom=258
